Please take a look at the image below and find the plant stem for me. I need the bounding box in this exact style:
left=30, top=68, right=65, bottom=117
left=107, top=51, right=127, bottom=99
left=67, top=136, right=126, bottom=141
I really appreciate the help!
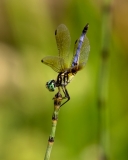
left=97, top=0, right=112, bottom=159
left=44, top=92, right=62, bottom=160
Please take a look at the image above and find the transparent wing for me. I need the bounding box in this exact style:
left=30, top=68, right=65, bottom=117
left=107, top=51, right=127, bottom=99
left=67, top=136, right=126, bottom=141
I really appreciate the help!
left=78, top=36, right=90, bottom=70
left=72, top=36, right=90, bottom=70
left=41, top=56, right=65, bottom=73
left=55, top=24, right=71, bottom=70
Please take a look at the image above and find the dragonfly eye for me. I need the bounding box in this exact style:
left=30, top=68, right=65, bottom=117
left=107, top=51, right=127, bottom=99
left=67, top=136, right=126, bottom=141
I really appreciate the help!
left=46, top=80, right=56, bottom=92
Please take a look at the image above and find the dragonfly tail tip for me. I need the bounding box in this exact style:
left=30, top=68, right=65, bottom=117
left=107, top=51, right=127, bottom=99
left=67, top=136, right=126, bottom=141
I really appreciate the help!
left=83, top=23, right=89, bottom=33
left=85, top=23, right=89, bottom=29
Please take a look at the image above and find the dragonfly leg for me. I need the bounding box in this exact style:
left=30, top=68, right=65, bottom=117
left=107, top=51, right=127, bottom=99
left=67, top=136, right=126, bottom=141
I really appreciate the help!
left=60, top=86, right=70, bottom=107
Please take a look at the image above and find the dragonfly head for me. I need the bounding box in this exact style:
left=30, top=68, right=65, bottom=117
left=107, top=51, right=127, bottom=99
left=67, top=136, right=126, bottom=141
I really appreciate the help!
left=46, top=80, right=56, bottom=92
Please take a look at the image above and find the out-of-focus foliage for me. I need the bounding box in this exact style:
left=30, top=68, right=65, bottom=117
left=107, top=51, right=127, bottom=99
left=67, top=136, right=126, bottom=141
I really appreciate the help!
left=0, top=0, right=128, bottom=160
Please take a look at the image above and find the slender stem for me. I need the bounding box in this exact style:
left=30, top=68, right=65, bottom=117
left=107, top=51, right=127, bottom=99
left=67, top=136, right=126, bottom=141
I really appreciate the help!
left=97, top=0, right=112, bottom=159
left=44, top=92, right=62, bottom=160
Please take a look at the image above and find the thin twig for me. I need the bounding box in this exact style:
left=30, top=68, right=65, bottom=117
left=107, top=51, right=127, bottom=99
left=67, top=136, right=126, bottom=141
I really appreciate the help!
left=44, top=92, right=62, bottom=160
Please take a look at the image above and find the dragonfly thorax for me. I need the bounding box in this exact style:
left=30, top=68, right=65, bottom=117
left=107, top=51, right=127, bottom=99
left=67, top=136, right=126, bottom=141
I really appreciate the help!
left=46, top=80, right=56, bottom=92
left=56, top=71, right=76, bottom=87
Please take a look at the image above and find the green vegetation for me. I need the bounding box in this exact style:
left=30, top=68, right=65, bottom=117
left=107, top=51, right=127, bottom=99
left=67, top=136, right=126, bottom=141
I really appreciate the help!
left=0, top=0, right=128, bottom=160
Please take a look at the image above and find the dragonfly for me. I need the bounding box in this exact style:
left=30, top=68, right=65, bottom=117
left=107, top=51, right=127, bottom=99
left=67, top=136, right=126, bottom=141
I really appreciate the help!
left=41, top=23, right=90, bottom=107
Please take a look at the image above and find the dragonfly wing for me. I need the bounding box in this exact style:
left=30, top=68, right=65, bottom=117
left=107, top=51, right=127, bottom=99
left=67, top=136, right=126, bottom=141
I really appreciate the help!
left=55, top=24, right=71, bottom=70
left=41, top=56, right=64, bottom=73
left=78, top=36, right=90, bottom=70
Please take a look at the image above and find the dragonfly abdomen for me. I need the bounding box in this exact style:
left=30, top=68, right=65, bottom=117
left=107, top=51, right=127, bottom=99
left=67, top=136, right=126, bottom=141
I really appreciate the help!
left=72, top=23, right=89, bottom=67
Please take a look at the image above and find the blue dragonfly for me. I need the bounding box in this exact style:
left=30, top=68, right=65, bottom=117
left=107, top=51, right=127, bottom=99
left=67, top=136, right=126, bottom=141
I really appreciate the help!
left=41, top=23, right=90, bottom=106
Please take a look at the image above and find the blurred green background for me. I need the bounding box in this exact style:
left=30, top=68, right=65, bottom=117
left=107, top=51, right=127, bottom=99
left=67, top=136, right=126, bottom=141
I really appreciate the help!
left=0, top=0, right=128, bottom=160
